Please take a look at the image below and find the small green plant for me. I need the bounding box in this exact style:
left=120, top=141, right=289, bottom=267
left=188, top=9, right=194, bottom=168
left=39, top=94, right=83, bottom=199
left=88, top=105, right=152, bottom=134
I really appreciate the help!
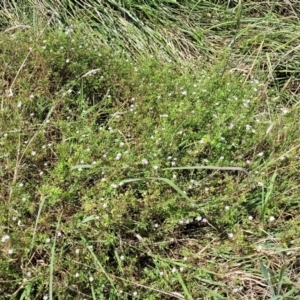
left=260, top=171, right=277, bottom=222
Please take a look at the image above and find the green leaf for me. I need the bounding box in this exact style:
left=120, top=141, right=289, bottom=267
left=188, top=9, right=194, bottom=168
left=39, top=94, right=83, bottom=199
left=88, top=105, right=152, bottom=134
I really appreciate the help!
left=120, top=176, right=194, bottom=205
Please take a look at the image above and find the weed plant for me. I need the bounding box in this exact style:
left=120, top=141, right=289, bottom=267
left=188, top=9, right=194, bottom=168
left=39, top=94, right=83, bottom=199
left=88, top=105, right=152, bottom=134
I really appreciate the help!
left=1, top=0, right=300, bottom=299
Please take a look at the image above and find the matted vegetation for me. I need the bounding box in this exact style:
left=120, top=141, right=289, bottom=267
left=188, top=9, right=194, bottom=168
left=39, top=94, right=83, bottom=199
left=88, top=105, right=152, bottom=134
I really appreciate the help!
left=1, top=0, right=300, bottom=299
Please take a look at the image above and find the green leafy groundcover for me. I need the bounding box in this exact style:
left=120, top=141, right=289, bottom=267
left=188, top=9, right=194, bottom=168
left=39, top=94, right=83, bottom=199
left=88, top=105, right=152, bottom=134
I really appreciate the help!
left=1, top=22, right=300, bottom=299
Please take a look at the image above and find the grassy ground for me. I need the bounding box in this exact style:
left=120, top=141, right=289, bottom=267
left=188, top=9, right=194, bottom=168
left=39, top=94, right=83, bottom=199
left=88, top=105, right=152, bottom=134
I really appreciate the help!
left=1, top=1, right=300, bottom=299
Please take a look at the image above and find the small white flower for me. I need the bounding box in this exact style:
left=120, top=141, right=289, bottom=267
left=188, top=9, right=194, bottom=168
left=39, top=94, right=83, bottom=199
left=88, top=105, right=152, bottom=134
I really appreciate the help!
left=179, top=267, right=184, bottom=272
left=1, top=235, right=10, bottom=242
left=159, top=271, right=164, bottom=276
left=183, top=257, right=187, bottom=261
left=269, top=216, right=275, bottom=222
left=75, top=249, right=80, bottom=254
left=182, top=90, right=187, bottom=96
left=39, top=171, right=44, bottom=176
left=89, top=276, right=94, bottom=282
left=201, top=218, right=208, bottom=223
left=171, top=161, right=176, bottom=166
left=31, top=151, right=36, bottom=156
left=196, top=216, right=202, bottom=221
left=57, top=232, right=62, bottom=237
left=116, top=153, right=122, bottom=160
left=120, top=255, right=125, bottom=260
left=248, top=216, right=253, bottom=221
left=172, top=174, right=176, bottom=179
left=103, top=203, right=107, bottom=208
left=30, top=94, right=34, bottom=99
left=111, top=183, right=118, bottom=188
left=8, top=89, right=13, bottom=97
left=43, top=296, right=48, bottom=300
left=153, top=165, right=158, bottom=170
left=172, top=267, right=177, bottom=273
left=142, top=158, right=148, bottom=165
left=133, top=291, right=137, bottom=296
left=75, top=273, right=79, bottom=277
left=228, top=233, right=234, bottom=238
left=66, top=59, right=70, bottom=63
left=92, top=161, right=97, bottom=165
left=154, top=223, right=159, bottom=228
left=46, top=238, right=51, bottom=243
left=246, top=124, right=252, bottom=131
left=257, top=152, right=264, bottom=157
left=19, top=183, right=24, bottom=187
left=17, top=101, right=22, bottom=108
left=225, top=206, right=230, bottom=210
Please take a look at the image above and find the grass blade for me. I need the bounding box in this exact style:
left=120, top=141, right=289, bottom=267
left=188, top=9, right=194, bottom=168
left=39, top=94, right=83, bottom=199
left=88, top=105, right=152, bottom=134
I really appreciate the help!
left=81, top=235, right=115, bottom=290
left=261, top=171, right=277, bottom=220
left=120, top=177, right=193, bottom=204
left=29, top=195, right=48, bottom=252
left=176, top=272, right=193, bottom=300
left=49, top=214, right=62, bottom=300
left=163, top=165, right=257, bottom=185
left=259, top=260, right=275, bottom=297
